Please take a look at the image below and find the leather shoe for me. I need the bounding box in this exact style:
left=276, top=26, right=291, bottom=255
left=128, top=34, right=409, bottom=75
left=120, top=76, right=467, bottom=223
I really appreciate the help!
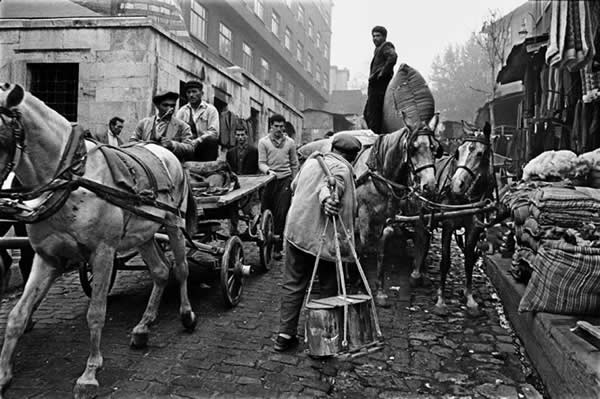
left=274, top=335, right=298, bottom=352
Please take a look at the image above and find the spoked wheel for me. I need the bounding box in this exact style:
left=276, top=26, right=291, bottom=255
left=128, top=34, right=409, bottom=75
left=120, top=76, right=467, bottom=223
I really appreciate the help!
left=220, top=236, right=245, bottom=307
left=79, top=256, right=121, bottom=298
left=258, top=209, right=274, bottom=272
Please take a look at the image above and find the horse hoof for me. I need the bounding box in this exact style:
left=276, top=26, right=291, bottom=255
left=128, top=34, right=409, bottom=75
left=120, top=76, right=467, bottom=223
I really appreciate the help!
left=409, top=275, right=423, bottom=288
left=73, top=381, right=98, bottom=399
left=466, top=307, right=481, bottom=318
left=375, top=292, right=389, bottom=307
left=181, top=311, right=197, bottom=332
left=432, top=305, right=448, bottom=317
left=130, top=332, right=149, bottom=349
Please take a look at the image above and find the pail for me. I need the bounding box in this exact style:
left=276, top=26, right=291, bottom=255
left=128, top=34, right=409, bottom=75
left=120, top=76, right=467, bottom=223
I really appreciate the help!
left=305, top=294, right=374, bottom=357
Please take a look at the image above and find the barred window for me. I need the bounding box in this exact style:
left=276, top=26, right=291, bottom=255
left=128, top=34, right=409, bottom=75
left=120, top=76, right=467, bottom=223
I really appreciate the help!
left=29, top=63, right=78, bottom=122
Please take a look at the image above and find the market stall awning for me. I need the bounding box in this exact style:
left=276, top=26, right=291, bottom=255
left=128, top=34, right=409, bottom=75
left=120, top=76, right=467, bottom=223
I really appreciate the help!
left=497, top=34, right=549, bottom=85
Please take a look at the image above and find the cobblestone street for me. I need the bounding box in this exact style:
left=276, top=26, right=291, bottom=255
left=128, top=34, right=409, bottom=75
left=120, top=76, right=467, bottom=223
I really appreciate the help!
left=0, top=234, right=542, bottom=398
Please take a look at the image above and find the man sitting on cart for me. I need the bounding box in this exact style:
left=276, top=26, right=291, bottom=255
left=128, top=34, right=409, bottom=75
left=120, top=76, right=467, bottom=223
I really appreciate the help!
left=274, top=133, right=361, bottom=352
left=129, top=91, right=194, bottom=160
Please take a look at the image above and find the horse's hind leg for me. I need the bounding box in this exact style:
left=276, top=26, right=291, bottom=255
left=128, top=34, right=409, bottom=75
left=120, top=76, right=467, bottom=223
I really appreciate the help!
left=375, top=225, right=394, bottom=307
left=74, top=243, right=116, bottom=399
left=165, top=226, right=196, bottom=331
left=434, top=223, right=452, bottom=316
left=463, top=224, right=481, bottom=318
left=0, top=255, right=58, bottom=393
left=130, top=239, right=170, bottom=348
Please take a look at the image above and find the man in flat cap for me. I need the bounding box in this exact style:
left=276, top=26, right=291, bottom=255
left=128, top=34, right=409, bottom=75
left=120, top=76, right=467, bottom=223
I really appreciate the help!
left=176, top=80, right=220, bottom=162
left=274, top=133, right=361, bottom=352
left=364, top=25, right=397, bottom=134
left=130, top=91, right=194, bottom=160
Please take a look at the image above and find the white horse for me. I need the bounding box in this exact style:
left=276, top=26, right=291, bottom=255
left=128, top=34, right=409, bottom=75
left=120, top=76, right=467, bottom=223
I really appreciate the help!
left=0, top=83, right=197, bottom=398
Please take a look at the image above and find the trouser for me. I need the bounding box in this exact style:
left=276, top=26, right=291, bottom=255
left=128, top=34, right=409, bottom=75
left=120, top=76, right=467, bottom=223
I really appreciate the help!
left=261, top=176, right=292, bottom=251
left=363, top=79, right=391, bottom=134
left=279, top=241, right=338, bottom=337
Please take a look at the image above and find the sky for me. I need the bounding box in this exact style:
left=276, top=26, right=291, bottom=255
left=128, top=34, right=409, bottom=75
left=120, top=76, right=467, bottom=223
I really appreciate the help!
left=330, top=0, right=526, bottom=88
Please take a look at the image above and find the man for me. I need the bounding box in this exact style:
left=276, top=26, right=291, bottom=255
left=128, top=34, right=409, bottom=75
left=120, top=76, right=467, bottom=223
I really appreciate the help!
left=226, top=119, right=259, bottom=175
left=363, top=25, right=397, bottom=134
left=258, top=114, right=299, bottom=260
left=176, top=80, right=220, bottom=162
left=91, top=117, right=124, bottom=146
left=274, top=133, right=362, bottom=352
left=130, top=91, right=194, bottom=160
left=219, top=103, right=239, bottom=161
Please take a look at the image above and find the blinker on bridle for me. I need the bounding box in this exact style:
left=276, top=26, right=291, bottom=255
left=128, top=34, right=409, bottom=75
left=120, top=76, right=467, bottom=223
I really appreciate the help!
left=408, top=128, right=437, bottom=175
left=0, top=106, right=25, bottom=187
left=456, top=134, right=490, bottom=179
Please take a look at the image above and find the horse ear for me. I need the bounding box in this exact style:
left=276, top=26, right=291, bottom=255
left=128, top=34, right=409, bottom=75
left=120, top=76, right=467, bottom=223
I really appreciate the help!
left=428, top=113, right=439, bottom=132
left=6, top=84, right=24, bottom=108
left=483, top=122, right=491, bottom=141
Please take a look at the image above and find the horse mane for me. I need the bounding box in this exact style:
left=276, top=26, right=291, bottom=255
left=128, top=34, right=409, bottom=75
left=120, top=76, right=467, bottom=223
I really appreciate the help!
left=365, top=127, right=410, bottom=179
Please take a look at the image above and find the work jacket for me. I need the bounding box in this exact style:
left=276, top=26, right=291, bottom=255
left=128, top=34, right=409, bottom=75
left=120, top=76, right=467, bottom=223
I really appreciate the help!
left=368, top=41, right=398, bottom=84
left=284, top=152, right=357, bottom=262
left=130, top=115, right=194, bottom=160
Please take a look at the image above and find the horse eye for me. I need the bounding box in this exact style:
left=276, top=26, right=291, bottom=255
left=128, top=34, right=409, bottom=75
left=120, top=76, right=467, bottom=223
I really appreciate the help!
left=476, top=152, right=483, bottom=158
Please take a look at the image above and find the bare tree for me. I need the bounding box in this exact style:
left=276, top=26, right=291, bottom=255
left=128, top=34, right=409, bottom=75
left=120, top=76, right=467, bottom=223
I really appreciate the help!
left=475, top=9, right=513, bottom=130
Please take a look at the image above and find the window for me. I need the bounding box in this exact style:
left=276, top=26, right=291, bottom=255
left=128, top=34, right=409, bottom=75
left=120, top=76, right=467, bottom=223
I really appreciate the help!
left=219, top=23, right=232, bottom=60
left=308, top=19, right=314, bottom=38
left=284, top=27, right=292, bottom=50
left=260, top=58, right=270, bottom=84
left=271, top=11, right=280, bottom=37
left=323, top=73, right=328, bottom=91
left=306, top=52, right=313, bottom=74
left=298, top=91, right=305, bottom=110
left=287, top=82, right=294, bottom=103
left=316, top=64, right=321, bottom=85
left=190, top=1, right=206, bottom=42
left=254, top=0, right=264, bottom=20
left=242, top=42, right=253, bottom=72
left=316, top=32, right=321, bottom=49
left=323, top=42, right=329, bottom=58
left=284, top=0, right=292, bottom=8
left=297, top=4, right=304, bottom=25
left=29, top=63, right=79, bottom=122
left=296, top=42, right=303, bottom=63
left=276, top=72, right=283, bottom=94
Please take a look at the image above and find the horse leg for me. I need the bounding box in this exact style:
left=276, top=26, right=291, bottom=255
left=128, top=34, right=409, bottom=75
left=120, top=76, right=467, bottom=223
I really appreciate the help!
left=74, top=243, right=116, bottom=399
left=433, top=223, right=452, bottom=316
left=375, top=225, right=394, bottom=307
left=409, top=222, right=431, bottom=287
left=463, top=224, right=481, bottom=318
left=0, top=255, right=58, bottom=395
left=130, top=239, right=170, bottom=349
left=165, top=226, right=196, bottom=331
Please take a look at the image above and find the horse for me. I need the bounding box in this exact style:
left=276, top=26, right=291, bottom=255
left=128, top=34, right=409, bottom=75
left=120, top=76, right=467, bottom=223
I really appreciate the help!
left=433, top=121, right=495, bottom=317
left=0, top=83, right=197, bottom=398
left=297, top=116, right=443, bottom=306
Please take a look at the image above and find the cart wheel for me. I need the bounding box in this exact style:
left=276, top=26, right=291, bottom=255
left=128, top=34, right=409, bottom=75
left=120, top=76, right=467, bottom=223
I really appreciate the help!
left=258, top=209, right=274, bottom=271
left=79, top=257, right=120, bottom=298
left=220, top=236, right=244, bottom=307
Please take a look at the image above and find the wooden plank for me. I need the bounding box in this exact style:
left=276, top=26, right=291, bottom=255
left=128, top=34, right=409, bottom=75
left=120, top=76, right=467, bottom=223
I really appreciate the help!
left=196, top=174, right=274, bottom=209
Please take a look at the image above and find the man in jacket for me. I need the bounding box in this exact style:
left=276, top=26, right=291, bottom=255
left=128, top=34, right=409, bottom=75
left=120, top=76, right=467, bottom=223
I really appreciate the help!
left=176, top=80, right=220, bottom=162
left=258, top=114, right=299, bottom=260
left=274, top=133, right=361, bottom=352
left=90, top=116, right=124, bottom=146
left=226, top=119, right=259, bottom=175
left=130, top=91, right=194, bottom=161
left=363, top=25, right=397, bottom=134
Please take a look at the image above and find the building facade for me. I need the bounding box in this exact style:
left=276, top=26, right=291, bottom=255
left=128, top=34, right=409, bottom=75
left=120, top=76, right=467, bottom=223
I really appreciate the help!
left=329, top=65, right=349, bottom=92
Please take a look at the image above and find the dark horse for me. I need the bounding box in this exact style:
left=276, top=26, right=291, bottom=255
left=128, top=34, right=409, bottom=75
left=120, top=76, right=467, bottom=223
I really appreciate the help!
left=433, top=121, right=495, bottom=317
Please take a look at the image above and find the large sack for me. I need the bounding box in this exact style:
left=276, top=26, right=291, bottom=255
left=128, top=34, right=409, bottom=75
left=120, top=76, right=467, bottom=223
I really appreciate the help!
left=183, top=160, right=239, bottom=196
left=522, top=150, right=589, bottom=181
left=382, top=64, right=435, bottom=132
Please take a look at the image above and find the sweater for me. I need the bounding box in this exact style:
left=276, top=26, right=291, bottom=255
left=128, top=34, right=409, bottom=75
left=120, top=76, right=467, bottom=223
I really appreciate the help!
left=257, top=134, right=298, bottom=179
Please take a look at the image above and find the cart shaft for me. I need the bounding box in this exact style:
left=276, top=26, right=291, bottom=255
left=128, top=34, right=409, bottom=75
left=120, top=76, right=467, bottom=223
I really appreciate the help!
left=389, top=204, right=497, bottom=225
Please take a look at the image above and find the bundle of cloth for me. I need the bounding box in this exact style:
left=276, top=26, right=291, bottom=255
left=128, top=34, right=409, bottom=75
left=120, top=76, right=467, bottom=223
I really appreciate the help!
left=502, top=150, right=600, bottom=316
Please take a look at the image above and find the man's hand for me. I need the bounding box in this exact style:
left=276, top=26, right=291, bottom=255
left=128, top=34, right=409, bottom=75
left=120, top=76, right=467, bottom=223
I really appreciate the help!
left=160, top=136, right=174, bottom=150
left=323, top=196, right=340, bottom=216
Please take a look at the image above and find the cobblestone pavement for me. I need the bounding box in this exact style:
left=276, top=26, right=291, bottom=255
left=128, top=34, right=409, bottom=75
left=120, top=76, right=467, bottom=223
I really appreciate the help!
left=0, top=233, right=543, bottom=398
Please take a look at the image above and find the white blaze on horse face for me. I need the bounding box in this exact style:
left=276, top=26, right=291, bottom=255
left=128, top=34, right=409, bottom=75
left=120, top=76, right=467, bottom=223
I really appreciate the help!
left=411, top=134, right=436, bottom=192
left=452, top=137, right=487, bottom=196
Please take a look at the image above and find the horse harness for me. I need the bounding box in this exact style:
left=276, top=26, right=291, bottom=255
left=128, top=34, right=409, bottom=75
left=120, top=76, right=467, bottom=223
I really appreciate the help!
left=0, top=106, right=187, bottom=227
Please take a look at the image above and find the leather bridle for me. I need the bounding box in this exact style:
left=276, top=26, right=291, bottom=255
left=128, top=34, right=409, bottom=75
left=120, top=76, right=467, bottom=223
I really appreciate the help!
left=455, top=135, right=491, bottom=198
left=0, top=106, right=25, bottom=188
left=407, top=128, right=438, bottom=176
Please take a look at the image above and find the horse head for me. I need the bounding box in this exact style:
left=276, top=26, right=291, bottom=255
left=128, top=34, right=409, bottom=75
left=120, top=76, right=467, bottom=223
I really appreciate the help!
left=396, top=112, right=443, bottom=194
left=451, top=121, right=492, bottom=198
left=0, top=83, right=27, bottom=187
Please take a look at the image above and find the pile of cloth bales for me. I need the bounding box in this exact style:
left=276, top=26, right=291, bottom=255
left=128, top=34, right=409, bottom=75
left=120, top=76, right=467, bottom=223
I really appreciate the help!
left=502, top=149, right=600, bottom=315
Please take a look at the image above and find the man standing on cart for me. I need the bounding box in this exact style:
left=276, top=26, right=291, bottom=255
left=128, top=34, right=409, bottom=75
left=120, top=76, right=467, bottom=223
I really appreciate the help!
left=274, top=133, right=361, bottom=352
left=258, top=114, right=299, bottom=260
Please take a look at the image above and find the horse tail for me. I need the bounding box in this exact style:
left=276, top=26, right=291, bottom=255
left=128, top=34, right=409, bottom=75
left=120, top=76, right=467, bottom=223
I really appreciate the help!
left=183, top=174, right=197, bottom=236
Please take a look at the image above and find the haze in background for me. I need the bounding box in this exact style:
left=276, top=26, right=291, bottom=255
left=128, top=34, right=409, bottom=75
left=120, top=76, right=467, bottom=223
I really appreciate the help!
left=331, top=0, right=526, bottom=88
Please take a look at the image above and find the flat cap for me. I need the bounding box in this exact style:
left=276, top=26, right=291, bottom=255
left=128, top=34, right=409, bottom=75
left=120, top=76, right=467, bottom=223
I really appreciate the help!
left=332, top=133, right=362, bottom=154
left=184, top=80, right=203, bottom=91
left=152, top=91, right=179, bottom=105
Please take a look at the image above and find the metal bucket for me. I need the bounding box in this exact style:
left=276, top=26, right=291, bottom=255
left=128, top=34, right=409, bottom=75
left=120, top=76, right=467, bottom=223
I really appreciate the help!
left=305, top=294, right=374, bottom=357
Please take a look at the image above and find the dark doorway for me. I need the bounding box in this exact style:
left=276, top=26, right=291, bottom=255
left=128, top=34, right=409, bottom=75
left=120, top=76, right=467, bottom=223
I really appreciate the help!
left=213, top=97, right=227, bottom=113
left=248, top=107, right=260, bottom=144
left=179, top=80, right=188, bottom=107
left=28, top=63, right=79, bottom=122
